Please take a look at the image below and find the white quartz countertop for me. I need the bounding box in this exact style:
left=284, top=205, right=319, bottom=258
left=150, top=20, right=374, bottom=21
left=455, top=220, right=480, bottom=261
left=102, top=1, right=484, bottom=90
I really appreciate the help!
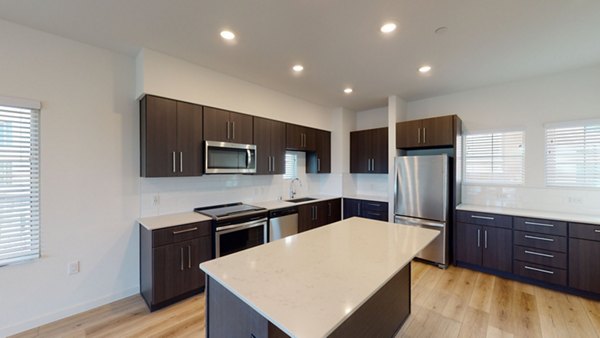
left=251, top=194, right=341, bottom=210
left=137, top=212, right=212, bottom=230
left=457, top=204, right=600, bottom=225
left=342, top=194, right=389, bottom=203
left=200, top=217, right=439, bottom=338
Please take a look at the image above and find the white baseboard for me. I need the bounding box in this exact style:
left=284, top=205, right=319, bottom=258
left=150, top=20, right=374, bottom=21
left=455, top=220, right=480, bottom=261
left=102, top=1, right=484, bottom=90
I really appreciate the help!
left=0, top=287, right=139, bottom=338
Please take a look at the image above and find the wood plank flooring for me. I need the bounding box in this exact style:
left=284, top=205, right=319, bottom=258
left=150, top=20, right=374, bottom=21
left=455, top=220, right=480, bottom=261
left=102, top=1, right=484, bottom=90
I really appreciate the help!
left=11, top=262, right=600, bottom=338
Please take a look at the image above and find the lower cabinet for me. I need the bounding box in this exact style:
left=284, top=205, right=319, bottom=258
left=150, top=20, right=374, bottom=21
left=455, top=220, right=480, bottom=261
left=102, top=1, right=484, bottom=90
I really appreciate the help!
left=343, top=198, right=388, bottom=221
left=569, top=222, right=600, bottom=294
left=140, top=221, right=212, bottom=311
left=455, top=222, right=512, bottom=273
left=298, top=199, right=341, bottom=233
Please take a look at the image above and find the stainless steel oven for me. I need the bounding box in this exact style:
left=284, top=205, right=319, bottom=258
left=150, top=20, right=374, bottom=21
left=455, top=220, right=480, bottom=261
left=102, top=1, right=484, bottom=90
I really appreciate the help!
left=205, top=141, right=257, bottom=174
left=215, top=217, right=267, bottom=257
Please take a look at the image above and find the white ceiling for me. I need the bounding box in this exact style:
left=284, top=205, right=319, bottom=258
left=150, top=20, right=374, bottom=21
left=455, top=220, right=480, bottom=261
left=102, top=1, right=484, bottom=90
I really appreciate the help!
left=1, top=0, right=600, bottom=111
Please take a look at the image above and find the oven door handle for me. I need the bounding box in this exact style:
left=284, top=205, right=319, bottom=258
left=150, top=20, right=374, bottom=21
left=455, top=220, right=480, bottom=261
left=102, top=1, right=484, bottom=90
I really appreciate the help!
left=216, top=218, right=267, bottom=234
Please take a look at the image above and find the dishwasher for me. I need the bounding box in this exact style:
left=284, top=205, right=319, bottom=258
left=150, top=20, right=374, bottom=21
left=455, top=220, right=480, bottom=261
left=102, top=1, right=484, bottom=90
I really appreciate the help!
left=268, top=206, right=298, bottom=242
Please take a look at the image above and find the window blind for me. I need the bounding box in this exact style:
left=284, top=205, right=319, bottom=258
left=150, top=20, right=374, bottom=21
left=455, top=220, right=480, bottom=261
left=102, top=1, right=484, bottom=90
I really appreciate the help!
left=283, top=153, right=298, bottom=180
left=0, top=104, right=40, bottom=266
left=545, top=122, right=600, bottom=188
left=464, top=131, right=525, bottom=185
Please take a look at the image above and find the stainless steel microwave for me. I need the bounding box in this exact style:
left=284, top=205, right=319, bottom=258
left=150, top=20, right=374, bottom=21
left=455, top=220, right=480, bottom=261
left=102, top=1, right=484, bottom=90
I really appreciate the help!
left=205, top=141, right=257, bottom=174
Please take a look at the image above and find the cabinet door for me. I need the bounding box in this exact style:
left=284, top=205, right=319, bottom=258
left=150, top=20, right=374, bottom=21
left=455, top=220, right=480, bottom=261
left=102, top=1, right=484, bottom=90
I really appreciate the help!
left=182, top=237, right=212, bottom=292
left=253, top=117, right=272, bottom=175
left=229, top=111, right=253, bottom=144
left=303, top=127, right=316, bottom=152
left=308, top=130, right=331, bottom=173
left=371, top=128, right=388, bottom=173
left=569, top=238, right=600, bottom=294
left=482, top=226, right=512, bottom=273
left=396, top=120, right=421, bottom=149
left=343, top=199, right=361, bottom=219
left=203, top=107, right=230, bottom=142
left=421, top=115, right=454, bottom=147
left=153, top=243, right=186, bottom=304
left=270, top=120, right=286, bottom=175
left=286, top=124, right=306, bottom=150
left=141, top=96, right=178, bottom=177
left=350, top=130, right=369, bottom=173
left=298, top=204, right=314, bottom=233
left=176, top=102, right=203, bottom=176
left=315, top=201, right=329, bottom=228
left=326, top=199, right=342, bottom=224
left=455, top=222, right=482, bottom=266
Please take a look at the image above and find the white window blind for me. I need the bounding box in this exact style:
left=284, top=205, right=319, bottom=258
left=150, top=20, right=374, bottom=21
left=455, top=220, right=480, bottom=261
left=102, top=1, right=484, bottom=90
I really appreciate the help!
left=0, top=104, right=40, bottom=266
left=464, top=131, right=525, bottom=185
left=545, top=122, right=600, bottom=188
left=283, top=153, right=298, bottom=180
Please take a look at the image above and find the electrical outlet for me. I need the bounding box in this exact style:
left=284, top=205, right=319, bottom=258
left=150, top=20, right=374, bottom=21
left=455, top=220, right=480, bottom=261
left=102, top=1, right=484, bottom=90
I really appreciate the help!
left=568, top=196, right=583, bottom=204
left=152, top=194, right=160, bottom=206
left=68, top=261, right=80, bottom=275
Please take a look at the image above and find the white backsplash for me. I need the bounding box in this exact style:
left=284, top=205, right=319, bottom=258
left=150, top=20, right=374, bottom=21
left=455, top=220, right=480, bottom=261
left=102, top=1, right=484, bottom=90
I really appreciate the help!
left=463, top=184, right=600, bottom=216
left=343, top=173, right=389, bottom=198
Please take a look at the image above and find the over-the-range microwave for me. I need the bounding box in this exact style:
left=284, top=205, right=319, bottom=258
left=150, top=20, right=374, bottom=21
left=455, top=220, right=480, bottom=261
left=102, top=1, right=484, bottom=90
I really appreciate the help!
left=205, top=140, right=257, bottom=174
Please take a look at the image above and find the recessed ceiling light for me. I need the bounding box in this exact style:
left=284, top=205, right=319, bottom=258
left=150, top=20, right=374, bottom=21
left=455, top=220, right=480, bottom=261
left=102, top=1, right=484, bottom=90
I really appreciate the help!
left=380, top=22, right=397, bottom=33
left=418, top=65, right=432, bottom=74
left=292, top=64, right=304, bottom=72
left=220, top=30, right=235, bottom=40
left=344, top=88, right=353, bottom=94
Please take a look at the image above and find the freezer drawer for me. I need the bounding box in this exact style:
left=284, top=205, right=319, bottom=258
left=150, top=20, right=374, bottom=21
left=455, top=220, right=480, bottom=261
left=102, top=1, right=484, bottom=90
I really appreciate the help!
left=394, top=215, right=447, bottom=268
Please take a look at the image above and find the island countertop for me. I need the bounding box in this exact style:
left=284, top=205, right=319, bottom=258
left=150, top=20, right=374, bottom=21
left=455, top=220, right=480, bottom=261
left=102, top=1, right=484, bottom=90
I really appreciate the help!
left=200, top=217, right=439, bottom=338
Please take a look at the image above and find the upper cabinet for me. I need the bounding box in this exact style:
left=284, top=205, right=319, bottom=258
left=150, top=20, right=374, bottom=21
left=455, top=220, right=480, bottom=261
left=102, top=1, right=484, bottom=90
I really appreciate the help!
left=307, top=130, right=331, bottom=173
left=396, top=115, right=456, bottom=149
left=203, top=107, right=253, bottom=144
left=350, top=127, right=388, bottom=174
left=253, top=117, right=286, bottom=175
left=140, top=95, right=203, bottom=177
left=286, top=124, right=316, bottom=151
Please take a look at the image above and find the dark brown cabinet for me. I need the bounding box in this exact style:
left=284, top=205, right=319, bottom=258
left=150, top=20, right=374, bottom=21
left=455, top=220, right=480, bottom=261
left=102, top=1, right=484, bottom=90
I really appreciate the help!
left=298, top=199, right=341, bottom=233
left=350, top=127, right=388, bottom=174
left=140, top=221, right=212, bottom=311
left=286, top=124, right=316, bottom=151
left=140, top=95, right=203, bottom=177
left=204, top=106, right=253, bottom=144
left=396, top=115, right=455, bottom=149
left=569, top=222, right=600, bottom=294
left=343, top=198, right=388, bottom=221
left=253, top=117, right=286, bottom=174
left=455, top=211, right=512, bottom=273
left=307, top=130, right=331, bottom=173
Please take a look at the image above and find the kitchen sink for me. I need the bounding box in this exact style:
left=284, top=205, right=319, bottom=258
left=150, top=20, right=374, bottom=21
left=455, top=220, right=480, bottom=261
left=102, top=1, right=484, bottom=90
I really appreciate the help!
left=285, top=197, right=317, bottom=203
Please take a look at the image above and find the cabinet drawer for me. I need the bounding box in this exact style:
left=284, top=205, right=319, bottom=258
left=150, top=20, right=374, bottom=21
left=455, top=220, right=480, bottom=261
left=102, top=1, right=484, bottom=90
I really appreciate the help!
left=514, top=217, right=567, bottom=236
left=153, top=221, right=212, bottom=247
left=513, top=231, right=566, bottom=253
left=361, top=200, right=388, bottom=212
left=514, top=260, right=567, bottom=286
left=513, top=245, right=567, bottom=269
left=456, top=210, right=512, bottom=229
left=569, top=222, right=600, bottom=242
left=362, top=210, right=388, bottom=221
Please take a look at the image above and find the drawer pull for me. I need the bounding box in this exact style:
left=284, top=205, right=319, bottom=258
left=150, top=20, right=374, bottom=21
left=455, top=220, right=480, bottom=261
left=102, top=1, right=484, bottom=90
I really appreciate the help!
left=524, top=250, right=554, bottom=258
left=172, top=227, right=198, bottom=235
left=595, top=230, right=600, bottom=233
left=367, top=203, right=382, bottom=207
left=524, top=235, right=554, bottom=242
left=524, top=265, right=554, bottom=275
left=471, top=215, right=494, bottom=220
left=524, top=221, right=554, bottom=227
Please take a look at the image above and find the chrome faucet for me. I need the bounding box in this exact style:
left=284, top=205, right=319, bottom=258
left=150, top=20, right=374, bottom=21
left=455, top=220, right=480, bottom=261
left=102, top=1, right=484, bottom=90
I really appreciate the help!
left=289, top=178, right=302, bottom=199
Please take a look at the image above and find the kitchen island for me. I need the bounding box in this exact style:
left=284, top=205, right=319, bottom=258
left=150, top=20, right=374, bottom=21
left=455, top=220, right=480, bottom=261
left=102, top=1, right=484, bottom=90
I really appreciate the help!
left=200, top=217, right=439, bottom=338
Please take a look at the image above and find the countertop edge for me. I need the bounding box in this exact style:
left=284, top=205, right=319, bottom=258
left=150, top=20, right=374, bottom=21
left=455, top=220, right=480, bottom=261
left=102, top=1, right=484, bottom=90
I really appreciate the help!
left=457, top=204, right=600, bottom=225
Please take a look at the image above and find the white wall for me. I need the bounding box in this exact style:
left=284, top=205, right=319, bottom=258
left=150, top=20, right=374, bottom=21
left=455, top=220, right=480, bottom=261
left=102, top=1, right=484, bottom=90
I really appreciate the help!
left=407, top=64, right=600, bottom=215
left=0, top=19, right=139, bottom=336
left=136, top=49, right=339, bottom=216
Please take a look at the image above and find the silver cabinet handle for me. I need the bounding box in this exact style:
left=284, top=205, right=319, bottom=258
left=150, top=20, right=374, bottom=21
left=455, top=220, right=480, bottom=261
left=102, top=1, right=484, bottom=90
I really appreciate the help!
left=423, top=127, right=426, bottom=143
left=367, top=159, right=371, bottom=171
left=367, top=202, right=381, bottom=207
left=525, top=250, right=554, bottom=258
left=226, top=121, right=230, bottom=140
left=315, top=205, right=318, bottom=220
left=595, top=229, right=600, bottom=233
left=417, top=128, right=421, bottom=144
left=317, top=158, right=321, bottom=172
left=272, top=156, right=275, bottom=172
left=372, top=159, right=375, bottom=171
left=188, top=245, right=191, bottom=269
left=231, top=121, right=235, bottom=140
left=180, top=247, right=184, bottom=271
left=172, top=227, right=198, bottom=235
left=328, top=203, right=332, bottom=217
left=524, top=235, right=554, bottom=242
left=477, top=229, right=481, bottom=248
left=524, top=221, right=554, bottom=228
left=471, top=215, right=494, bottom=220
left=172, top=152, right=176, bottom=173
left=267, top=156, right=271, bottom=172
left=179, top=151, right=183, bottom=173
left=484, top=230, right=488, bottom=249
left=524, top=266, right=554, bottom=275
left=358, top=202, right=361, bottom=215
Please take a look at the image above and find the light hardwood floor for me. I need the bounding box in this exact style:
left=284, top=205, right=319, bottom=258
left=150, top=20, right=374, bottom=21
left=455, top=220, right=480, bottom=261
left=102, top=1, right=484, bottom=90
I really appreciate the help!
left=12, top=262, right=600, bottom=338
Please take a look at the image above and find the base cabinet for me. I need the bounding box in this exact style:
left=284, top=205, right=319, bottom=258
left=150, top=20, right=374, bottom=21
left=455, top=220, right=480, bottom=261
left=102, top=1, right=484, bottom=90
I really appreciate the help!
left=569, top=222, right=600, bottom=294
left=140, top=221, right=212, bottom=311
left=298, top=199, right=341, bottom=233
left=343, top=198, right=388, bottom=222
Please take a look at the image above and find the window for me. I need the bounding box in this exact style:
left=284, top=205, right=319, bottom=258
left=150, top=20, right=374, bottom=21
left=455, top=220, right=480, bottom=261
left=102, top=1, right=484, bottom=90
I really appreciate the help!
left=545, top=121, right=600, bottom=188
left=0, top=101, right=40, bottom=266
left=283, top=153, right=298, bottom=180
left=464, top=131, right=525, bottom=185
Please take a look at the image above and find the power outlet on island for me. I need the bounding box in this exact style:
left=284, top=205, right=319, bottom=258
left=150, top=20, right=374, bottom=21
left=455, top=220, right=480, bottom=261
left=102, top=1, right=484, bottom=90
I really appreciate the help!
left=68, top=260, right=80, bottom=275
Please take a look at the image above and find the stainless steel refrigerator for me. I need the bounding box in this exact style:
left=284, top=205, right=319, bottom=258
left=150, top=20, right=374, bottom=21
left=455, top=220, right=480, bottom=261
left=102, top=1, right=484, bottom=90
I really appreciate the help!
left=394, top=155, right=449, bottom=268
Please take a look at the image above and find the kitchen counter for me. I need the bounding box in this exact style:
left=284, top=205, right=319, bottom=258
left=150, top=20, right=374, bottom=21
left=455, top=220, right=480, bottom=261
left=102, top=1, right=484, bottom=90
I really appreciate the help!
left=457, top=204, right=600, bottom=225
left=200, top=217, right=439, bottom=337
left=251, top=194, right=341, bottom=211
left=342, top=194, right=389, bottom=203
left=137, top=212, right=212, bottom=230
